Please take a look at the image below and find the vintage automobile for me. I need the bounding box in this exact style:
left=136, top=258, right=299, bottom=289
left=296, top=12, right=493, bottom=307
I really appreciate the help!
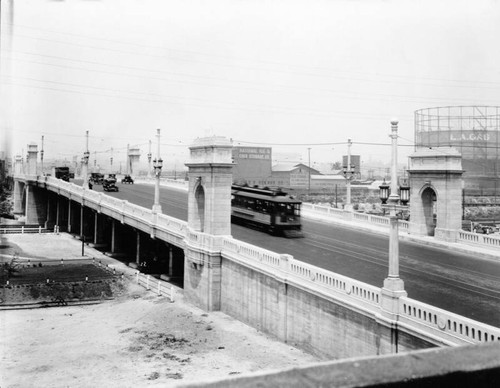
left=103, top=174, right=118, bottom=192
left=89, top=172, right=104, bottom=185
left=121, top=174, right=134, bottom=184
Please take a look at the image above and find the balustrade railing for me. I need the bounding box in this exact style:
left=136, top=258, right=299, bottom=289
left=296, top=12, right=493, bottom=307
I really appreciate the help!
left=400, top=297, right=500, bottom=345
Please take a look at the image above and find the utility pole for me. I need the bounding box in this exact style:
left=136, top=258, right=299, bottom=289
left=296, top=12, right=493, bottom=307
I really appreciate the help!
left=308, top=147, right=312, bottom=194
left=40, top=135, right=44, bottom=175
left=126, top=144, right=130, bottom=175
left=147, top=139, right=152, bottom=179
left=343, top=139, right=354, bottom=208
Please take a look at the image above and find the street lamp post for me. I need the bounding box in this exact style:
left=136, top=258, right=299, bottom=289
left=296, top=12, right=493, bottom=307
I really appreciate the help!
left=379, top=120, right=408, bottom=320
left=152, top=129, right=163, bottom=213
left=342, top=139, right=355, bottom=209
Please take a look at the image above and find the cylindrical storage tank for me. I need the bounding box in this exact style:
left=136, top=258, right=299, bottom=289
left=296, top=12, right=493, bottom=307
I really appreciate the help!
left=415, top=106, right=500, bottom=191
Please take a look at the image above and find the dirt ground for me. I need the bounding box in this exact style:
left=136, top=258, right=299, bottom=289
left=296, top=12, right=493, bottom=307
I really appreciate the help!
left=0, top=234, right=320, bottom=387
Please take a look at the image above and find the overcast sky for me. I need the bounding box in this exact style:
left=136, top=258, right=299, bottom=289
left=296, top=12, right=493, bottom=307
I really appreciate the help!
left=1, top=0, right=499, bottom=171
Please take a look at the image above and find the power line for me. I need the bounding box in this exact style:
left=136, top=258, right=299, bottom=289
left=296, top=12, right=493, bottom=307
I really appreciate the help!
left=6, top=30, right=500, bottom=92
left=3, top=76, right=415, bottom=121
left=6, top=22, right=500, bottom=88
left=5, top=50, right=494, bottom=107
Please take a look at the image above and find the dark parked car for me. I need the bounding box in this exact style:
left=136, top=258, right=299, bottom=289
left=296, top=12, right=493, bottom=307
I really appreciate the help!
left=121, top=175, right=134, bottom=184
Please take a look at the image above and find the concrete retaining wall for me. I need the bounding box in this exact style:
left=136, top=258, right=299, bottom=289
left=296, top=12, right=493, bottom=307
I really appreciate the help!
left=220, top=257, right=435, bottom=360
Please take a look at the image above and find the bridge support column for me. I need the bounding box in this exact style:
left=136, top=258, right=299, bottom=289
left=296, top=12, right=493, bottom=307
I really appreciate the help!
left=67, top=201, right=73, bottom=233
left=55, top=196, right=60, bottom=230
left=45, top=194, right=56, bottom=230
left=111, top=220, right=117, bottom=254
left=13, top=180, right=24, bottom=215
left=168, top=246, right=173, bottom=276
left=25, top=184, right=48, bottom=225
left=183, top=136, right=233, bottom=311
left=135, top=231, right=141, bottom=266
left=80, top=206, right=84, bottom=237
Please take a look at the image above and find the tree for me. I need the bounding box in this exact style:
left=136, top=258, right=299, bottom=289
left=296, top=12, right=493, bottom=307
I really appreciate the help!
left=1, top=253, right=22, bottom=280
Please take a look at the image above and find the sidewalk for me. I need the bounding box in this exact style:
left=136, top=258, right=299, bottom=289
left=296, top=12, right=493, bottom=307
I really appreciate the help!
left=302, top=208, right=500, bottom=263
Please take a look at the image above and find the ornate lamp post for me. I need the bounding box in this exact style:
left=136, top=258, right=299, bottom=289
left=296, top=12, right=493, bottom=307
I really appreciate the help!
left=82, top=130, right=90, bottom=189
left=152, top=128, right=163, bottom=213
left=380, top=119, right=408, bottom=302
left=342, top=139, right=356, bottom=209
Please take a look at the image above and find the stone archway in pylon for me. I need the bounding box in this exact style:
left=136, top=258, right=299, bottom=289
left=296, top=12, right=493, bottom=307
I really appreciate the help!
left=194, top=184, right=205, bottom=233
left=420, top=186, right=437, bottom=236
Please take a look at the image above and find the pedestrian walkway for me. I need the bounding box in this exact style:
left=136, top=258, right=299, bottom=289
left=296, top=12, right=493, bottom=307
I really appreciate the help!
left=302, top=208, right=500, bottom=263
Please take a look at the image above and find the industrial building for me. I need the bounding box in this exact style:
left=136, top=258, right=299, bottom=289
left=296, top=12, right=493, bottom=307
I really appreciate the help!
left=232, top=146, right=272, bottom=185
left=232, top=146, right=349, bottom=190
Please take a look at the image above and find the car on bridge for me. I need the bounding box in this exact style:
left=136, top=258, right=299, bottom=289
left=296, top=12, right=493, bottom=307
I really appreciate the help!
left=89, top=173, right=104, bottom=185
left=103, top=174, right=118, bottom=192
left=121, top=175, right=134, bottom=184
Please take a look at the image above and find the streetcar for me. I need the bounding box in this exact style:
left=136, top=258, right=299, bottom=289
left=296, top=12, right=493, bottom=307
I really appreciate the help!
left=231, top=185, right=303, bottom=237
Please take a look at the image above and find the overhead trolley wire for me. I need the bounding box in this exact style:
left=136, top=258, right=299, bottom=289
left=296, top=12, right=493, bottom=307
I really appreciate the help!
left=5, top=22, right=500, bottom=89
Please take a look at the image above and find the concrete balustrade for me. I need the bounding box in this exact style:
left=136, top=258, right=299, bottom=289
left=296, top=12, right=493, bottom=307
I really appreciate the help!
left=399, top=297, right=500, bottom=346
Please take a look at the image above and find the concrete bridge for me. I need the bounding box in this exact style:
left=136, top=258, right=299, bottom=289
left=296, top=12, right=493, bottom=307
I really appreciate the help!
left=9, top=137, right=500, bottom=364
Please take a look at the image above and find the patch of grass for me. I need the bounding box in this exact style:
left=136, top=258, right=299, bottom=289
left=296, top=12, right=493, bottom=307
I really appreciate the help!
left=3, top=264, right=114, bottom=285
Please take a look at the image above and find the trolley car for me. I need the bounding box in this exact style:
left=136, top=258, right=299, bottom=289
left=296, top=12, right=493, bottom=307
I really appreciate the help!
left=231, top=185, right=303, bottom=237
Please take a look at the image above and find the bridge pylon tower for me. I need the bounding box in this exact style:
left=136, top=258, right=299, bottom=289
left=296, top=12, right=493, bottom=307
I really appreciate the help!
left=408, top=147, right=464, bottom=241
left=183, top=136, right=234, bottom=310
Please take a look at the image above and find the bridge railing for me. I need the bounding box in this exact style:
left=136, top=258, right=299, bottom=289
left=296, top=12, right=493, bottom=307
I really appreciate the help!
left=458, top=230, right=500, bottom=248
left=157, top=213, right=187, bottom=237
left=35, top=176, right=189, bottom=240
left=399, top=297, right=500, bottom=345
left=221, top=237, right=381, bottom=314
left=134, top=177, right=189, bottom=190
left=302, top=203, right=403, bottom=230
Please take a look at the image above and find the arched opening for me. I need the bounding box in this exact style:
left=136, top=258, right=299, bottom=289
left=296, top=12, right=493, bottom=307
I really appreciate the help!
left=421, top=187, right=437, bottom=236
left=195, top=184, right=205, bottom=232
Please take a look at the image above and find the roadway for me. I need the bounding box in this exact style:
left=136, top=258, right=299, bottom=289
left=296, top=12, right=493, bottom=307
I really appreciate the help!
left=87, top=181, right=500, bottom=327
